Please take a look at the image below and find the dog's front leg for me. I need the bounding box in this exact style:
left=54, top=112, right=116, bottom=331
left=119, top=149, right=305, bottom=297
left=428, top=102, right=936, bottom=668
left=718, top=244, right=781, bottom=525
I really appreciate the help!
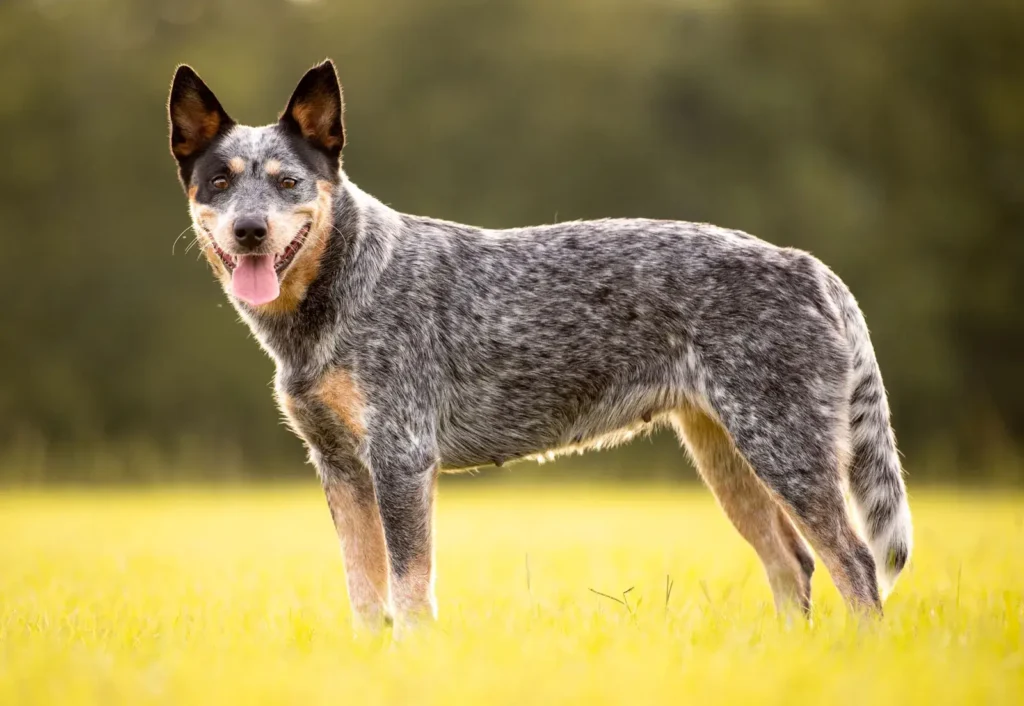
left=317, top=453, right=392, bottom=632
left=367, top=429, right=439, bottom=630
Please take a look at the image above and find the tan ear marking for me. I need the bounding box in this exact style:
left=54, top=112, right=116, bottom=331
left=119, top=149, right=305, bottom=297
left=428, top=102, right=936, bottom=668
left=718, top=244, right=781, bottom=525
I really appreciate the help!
left=291, top=91, right=343, bottom=150
left=171, top=94, right=222, bottom=158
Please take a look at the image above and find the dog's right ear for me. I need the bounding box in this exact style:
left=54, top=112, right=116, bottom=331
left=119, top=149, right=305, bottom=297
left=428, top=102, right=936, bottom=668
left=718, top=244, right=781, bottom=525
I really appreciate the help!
left=168, top=65, right=234, bottom=175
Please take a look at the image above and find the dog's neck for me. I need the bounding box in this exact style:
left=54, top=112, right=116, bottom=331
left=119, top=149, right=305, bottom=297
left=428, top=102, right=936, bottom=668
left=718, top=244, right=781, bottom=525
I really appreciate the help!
left=234, top=174, right=401, bottom=379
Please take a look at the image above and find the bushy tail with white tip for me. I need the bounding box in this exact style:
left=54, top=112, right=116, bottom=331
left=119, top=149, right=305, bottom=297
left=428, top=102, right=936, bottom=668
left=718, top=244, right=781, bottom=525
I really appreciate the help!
left=828, top=277, right=913, bottom=598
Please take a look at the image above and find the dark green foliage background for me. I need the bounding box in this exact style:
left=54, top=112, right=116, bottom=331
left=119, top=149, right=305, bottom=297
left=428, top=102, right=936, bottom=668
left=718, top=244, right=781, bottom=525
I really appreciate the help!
left=1, top=0, right=1020, bottom=482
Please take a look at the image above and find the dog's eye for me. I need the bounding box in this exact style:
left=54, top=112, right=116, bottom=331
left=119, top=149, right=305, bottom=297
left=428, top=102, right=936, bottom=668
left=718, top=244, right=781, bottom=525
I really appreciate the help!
left=211, top=176, right=229, bottom=190
left=280, top=177, right=298, bottom=190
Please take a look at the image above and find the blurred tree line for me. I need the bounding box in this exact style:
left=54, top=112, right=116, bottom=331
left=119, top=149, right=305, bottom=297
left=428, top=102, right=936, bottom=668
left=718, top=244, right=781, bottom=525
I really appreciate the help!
left=0, top=0, right=1021, bottom=483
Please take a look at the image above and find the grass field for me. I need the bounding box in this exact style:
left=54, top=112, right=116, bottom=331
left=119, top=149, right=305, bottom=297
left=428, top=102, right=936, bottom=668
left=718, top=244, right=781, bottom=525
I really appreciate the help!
left=0, top=484, right=1021, bottom=705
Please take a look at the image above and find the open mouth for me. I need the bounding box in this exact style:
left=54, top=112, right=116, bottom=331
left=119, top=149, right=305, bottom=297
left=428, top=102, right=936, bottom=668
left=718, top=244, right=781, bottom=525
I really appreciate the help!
left=211, top=222, right=311, bottom=275
left=272, top=222, right=311, bottom=274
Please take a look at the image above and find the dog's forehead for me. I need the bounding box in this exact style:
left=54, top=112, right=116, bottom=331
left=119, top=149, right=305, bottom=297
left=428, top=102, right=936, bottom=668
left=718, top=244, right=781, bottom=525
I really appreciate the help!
left=216, top=125, right=295, bottom=166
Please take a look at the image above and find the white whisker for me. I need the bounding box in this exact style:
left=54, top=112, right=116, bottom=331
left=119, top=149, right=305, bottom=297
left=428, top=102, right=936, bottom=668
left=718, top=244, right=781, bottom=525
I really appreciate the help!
left=171, top=224, right=196, bottom=255
left=185, top=234, right=205, bottom=254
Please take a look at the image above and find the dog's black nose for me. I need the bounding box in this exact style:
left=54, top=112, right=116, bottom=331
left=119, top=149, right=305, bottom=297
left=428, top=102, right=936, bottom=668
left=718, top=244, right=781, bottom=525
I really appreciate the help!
left=233, top=216, right=268, bottom=248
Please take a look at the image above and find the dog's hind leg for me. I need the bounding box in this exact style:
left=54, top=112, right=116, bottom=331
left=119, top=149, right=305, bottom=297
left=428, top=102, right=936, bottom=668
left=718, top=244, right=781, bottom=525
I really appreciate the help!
left=709, top=380, right=883, bottom=615
left=673, top=406, right=814, bottom=615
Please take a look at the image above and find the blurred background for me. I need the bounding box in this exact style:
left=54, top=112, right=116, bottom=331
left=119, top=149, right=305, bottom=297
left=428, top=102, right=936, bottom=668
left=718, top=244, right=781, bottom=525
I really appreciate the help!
left=0, top=0, right=1021, bottom=484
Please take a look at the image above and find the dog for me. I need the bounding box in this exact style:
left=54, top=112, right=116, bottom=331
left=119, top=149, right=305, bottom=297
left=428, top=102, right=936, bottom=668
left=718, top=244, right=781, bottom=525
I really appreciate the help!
left=167, top=60, right=912, bottom=629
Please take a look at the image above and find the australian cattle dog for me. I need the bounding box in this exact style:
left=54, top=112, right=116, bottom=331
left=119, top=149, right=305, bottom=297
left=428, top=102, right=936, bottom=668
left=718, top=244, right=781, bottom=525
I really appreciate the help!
left=167, top=60, right=912, bottom=630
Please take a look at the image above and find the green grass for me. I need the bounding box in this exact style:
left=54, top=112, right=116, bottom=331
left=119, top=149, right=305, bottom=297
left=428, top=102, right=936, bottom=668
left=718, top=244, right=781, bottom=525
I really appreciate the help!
left=1, top=484, right=1021, bottom=705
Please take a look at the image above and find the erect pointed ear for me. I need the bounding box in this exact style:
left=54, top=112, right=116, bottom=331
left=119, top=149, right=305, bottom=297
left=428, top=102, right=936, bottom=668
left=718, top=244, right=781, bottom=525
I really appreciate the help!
left=167, top=65, right=234, bottom=167
left=280, top=60, right=345, bottom=162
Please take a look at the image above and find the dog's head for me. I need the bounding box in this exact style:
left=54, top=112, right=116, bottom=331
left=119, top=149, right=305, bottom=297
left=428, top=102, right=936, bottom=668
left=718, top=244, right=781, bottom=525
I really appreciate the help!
left=168, top=60, right=344, bottom=310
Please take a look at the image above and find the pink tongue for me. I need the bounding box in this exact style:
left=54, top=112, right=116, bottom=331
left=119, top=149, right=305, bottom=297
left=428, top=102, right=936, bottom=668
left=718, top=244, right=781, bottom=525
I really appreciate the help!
left=231, top=255, right=280, bottom=305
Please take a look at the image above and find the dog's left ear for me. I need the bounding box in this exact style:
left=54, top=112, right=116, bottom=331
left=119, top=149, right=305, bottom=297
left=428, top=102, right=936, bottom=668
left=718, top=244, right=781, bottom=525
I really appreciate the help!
left=280, top=60, right=345, bottom=163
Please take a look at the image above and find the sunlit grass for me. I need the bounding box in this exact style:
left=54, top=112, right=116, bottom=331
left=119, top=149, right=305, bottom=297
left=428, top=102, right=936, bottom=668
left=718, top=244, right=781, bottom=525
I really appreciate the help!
left=0, top=484, right=1021, bottom=704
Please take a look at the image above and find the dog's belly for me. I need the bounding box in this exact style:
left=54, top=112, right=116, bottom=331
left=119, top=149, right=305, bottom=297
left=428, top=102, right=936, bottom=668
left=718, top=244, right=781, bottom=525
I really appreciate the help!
left=436, top=377, right=687, bottom=471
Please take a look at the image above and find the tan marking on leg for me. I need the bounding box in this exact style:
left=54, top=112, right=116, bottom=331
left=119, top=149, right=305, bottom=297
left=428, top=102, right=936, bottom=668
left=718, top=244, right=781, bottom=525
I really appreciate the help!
left=324, top=483, right=392, bottom=629
left=253, top=181, right=333, bottom=315
left=391, top=552, right=437, bottom=621
left=265, top=159, right=282, bottom=176
left=674, top=406, right=812, bottom=615
left=317, top=368, right=367, bottom=437
left=227, top=156, right=245, bottom=174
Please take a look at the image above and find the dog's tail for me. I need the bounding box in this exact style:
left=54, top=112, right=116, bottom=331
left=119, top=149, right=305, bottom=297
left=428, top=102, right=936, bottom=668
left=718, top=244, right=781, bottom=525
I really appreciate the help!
left=827, top=276, right=913, bottom=598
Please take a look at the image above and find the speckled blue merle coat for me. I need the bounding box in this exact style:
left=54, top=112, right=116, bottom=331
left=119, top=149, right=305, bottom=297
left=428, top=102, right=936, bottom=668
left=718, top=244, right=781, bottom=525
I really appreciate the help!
left=169, top=60, right=912, bottom=630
